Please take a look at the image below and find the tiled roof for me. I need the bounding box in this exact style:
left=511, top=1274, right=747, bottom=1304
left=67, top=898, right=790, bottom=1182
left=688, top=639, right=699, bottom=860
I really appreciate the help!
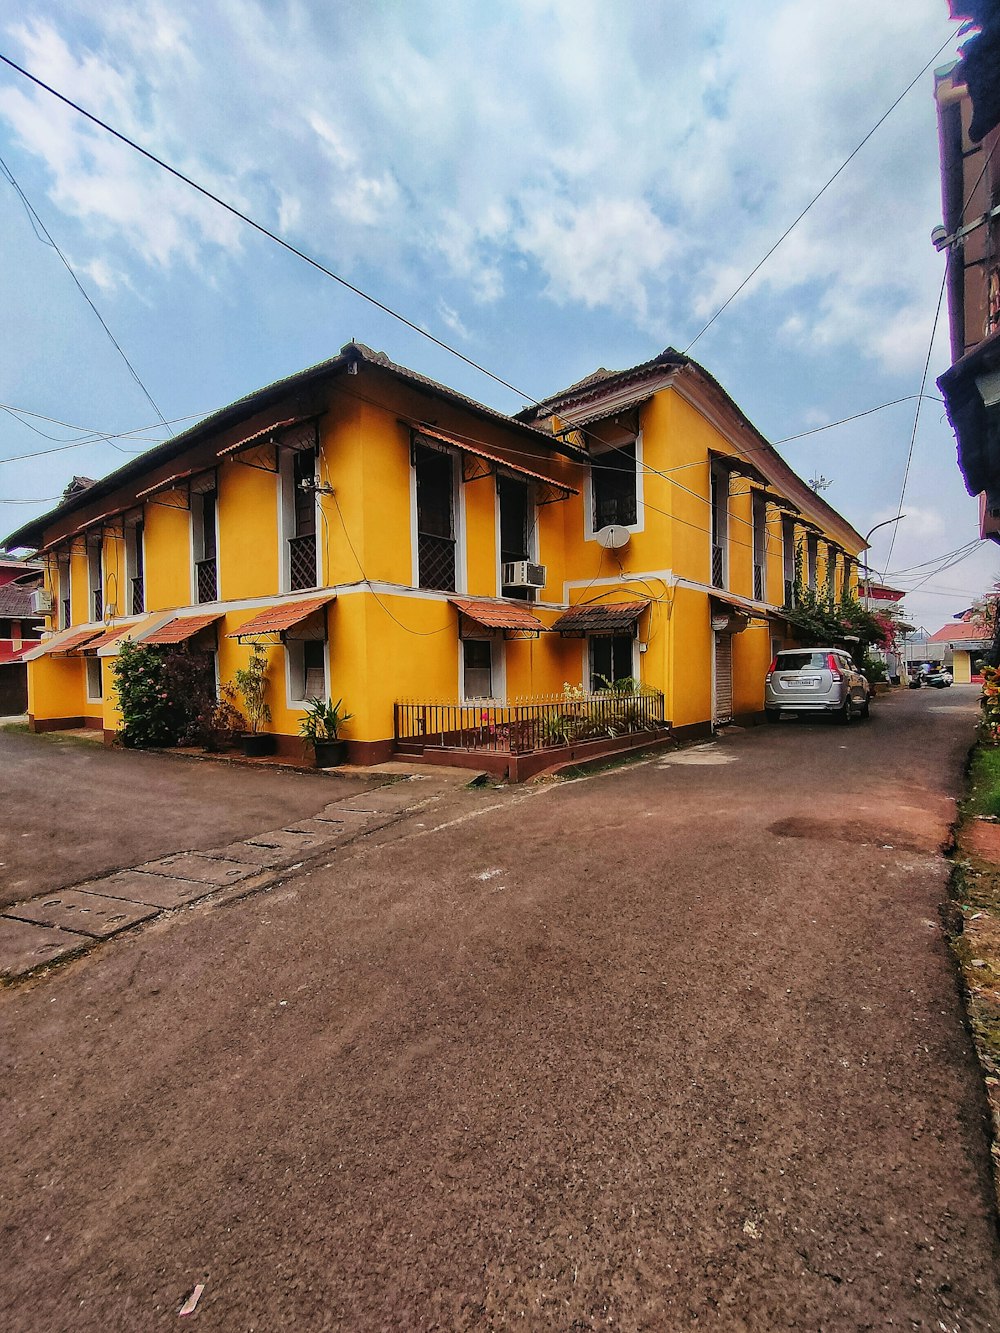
left=449, top=598, right=545, bottom=631
left=416, top=425, right=578, bottom=496
left=226, top=596, right=335, bottom=639
left=0, top=584, right=40, bottom=618
left=551, top=602, right=648, bottom=633
left=39, top=626, right=103, bottom=655
left=928, top=620, right=991, bottom=643
left=85, top=623, right=137, bottom=652
left=142, top=613, right=222, bottom=645
left=4, top=341, right=571, bottom=553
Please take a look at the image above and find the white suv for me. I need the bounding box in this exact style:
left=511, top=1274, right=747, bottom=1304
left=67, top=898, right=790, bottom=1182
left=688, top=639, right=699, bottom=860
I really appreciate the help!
left=764, top=648, right=871, bottom=724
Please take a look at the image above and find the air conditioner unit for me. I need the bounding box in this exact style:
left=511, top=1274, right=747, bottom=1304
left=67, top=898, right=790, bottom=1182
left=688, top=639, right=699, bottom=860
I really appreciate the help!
left=502, top=560, right=546, bottom=589
left=29, top=588, right=54, bottom=614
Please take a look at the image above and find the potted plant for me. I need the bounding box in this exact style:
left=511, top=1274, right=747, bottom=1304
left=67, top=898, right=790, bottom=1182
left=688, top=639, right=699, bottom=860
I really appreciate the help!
left=299, top=696, right=353, bottom=767
left=235, top=644, right=274, bottom=756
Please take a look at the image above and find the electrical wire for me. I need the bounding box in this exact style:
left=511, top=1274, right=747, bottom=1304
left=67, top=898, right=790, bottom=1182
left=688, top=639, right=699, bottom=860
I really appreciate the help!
left=770, top=396, right=945, bottom=445
left=0, top=151, right=167, bottom=435
left=0, top=50, right=535, bottom=406
left=683, top=31, right=958, bottom=353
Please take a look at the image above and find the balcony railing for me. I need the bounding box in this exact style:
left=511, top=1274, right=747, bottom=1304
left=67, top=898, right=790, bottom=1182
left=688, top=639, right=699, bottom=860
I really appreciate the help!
left=417, top=532, right=456, bottom=591
left=130, top=576, right=144, bottom=616
left=753, top=563, right=765, bottom=601
left=195, top=557, right=217, bottom=604
left=711, top=544, right=725, bottom=589
left=395, top=689, right=665, bottom=756
left=289, top=532, right=318, bottom=591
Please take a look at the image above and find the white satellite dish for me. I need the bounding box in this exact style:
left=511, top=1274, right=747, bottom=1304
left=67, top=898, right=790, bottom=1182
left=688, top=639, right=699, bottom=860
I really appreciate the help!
left=595, top=524, right=631, bottom=549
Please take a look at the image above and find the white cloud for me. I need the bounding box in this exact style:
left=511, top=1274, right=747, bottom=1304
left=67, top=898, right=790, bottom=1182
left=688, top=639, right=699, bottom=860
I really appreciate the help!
left=0, top=0, right=960, bottom=374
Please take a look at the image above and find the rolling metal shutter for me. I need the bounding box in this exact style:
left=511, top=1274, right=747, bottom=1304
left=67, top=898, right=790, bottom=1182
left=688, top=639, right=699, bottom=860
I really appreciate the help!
left=714, top=632, right=733, bottom=725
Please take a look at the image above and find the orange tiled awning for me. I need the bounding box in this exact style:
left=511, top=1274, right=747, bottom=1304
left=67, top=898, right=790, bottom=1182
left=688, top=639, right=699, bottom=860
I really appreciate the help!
left=417, top=425, right=578, bottom=498
left=39, top=626, right=104, bottom=655
left=450, top=598, right=544, bottom=632
left=143, top=613, right=221, bottom=645
left=226, top=595, right=335, bottom=641
left=85, top=623, right=136, bottom=652
left=550, top=602, right=647, bottom=634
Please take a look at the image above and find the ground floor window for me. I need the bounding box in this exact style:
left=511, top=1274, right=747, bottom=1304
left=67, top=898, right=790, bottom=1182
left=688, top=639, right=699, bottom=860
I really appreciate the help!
left=589, top=634, right=634, bottom=691
left=463, top=639, right=494, bottom=700
left=85, top=657, right=103, bottom=701
left=288, top=639, right=327, bottom=703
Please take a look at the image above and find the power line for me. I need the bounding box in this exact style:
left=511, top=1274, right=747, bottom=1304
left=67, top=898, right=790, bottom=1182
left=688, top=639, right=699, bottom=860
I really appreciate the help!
left=0, top=49, right=537, bottom=407
left=0, top=151, right=167, bottom=434
left=683, top=30, right=958, bottom=353
left=770, top=395, right=945, bottom=445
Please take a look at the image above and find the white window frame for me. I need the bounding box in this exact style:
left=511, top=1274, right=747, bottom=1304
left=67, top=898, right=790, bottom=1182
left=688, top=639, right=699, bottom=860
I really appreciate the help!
left=87, top=538, right=103, bottom=622
left=460, top=633, right=504, bottom=703
left=85, top=656, right=103, bottom=701
left=752, top=491, right=767, bottom=601
left=58, top=557, right=71, bottom=629
left=495, top=474, right=538, bottom=597
left=710, top=463, right=729, bottom=589
left=124, top=514, right=145, bottom=616
left=583, top=634, right=638, bottom=692
left=584, top=431, right=644, bottom=542
left=278, top=445, right=321, bottom=594
left=286, top=637, right=329, bottom=707
left=409, top=439, right=467, bottom=593
left=190, top=480, right=220, bottom=605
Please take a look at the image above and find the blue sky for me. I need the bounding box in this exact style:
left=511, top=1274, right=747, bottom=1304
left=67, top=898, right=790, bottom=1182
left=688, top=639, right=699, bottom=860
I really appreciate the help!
left=0, top=1, right=986, bottom=632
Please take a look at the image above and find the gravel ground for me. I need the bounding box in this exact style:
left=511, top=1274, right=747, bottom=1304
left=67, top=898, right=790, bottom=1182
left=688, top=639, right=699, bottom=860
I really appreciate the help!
left=1, top=687, right=998, bottom=1330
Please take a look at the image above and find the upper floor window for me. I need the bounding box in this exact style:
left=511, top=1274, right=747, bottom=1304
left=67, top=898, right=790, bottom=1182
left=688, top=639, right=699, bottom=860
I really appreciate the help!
left=290, top=448, right=319, bottom=591
left=782, top=518, right=796, bottom=605
left=591, top=441, right=638, bottom=530
left=58, top=557, right=71, bottom=629
left=806, top=534, right=818, bottom=591
left=498, top=475, right=535, bottom=600
left=752, top=492, right=767, bottom=601
left=414, top=442, right=457, bottom=591
left=191, top=480, right=218, bottom=604
left=125, top=516, right=144, bottom=615
left=710, top=464, right=728, bottom=589
left=87, top=539, right=103, bottom=621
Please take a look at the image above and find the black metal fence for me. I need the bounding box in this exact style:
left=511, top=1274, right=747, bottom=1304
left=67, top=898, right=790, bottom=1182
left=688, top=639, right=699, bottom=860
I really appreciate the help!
left=395, top=689, right=665, bottom=755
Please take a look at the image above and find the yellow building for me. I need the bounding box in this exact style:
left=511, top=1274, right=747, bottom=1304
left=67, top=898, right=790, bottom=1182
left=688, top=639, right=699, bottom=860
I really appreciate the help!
left=3, top=343, right=866, bottom=779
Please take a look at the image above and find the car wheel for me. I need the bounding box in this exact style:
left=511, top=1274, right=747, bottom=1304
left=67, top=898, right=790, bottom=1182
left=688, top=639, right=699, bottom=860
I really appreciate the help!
left=860, top=697, right=871, bottom=719
left=765, top=707, right=780, bottom=723
left=837, top=698, right=852, bottom=725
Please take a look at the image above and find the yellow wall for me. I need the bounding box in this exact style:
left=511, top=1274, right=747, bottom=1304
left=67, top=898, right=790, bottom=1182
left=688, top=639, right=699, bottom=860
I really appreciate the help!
left=25, top=365, right=864, bottom=748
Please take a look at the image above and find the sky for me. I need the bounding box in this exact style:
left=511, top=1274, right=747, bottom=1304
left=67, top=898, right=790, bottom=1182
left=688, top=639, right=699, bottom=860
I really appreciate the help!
left=0, top=0, right=989, bottom=635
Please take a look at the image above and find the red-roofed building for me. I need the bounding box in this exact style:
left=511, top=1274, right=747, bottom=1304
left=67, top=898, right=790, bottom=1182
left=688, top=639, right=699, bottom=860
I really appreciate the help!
left=0, top=556, right=44, bottom=714
left=928, top=618, right=992, bottom=682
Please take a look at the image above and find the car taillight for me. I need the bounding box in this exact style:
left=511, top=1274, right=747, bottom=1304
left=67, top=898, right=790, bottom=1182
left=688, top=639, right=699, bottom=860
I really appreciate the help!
left=767, top=657, right=777, bottom=673
left=827, top=652, right=842, bottom=682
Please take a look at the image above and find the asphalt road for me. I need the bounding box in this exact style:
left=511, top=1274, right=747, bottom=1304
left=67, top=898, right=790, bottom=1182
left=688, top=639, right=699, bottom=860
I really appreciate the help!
left=2, top=687, right=998, bottom=1330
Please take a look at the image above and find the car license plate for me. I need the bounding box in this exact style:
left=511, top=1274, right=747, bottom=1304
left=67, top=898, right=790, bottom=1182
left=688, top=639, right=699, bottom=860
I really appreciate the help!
left=784, top=675, right=819, bottom=688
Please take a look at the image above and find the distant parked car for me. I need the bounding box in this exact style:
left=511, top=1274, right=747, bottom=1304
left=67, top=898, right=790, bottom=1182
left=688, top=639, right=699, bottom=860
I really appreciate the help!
left=924, top=668, right=953, bottom=688
left=764, top=648, right=871, bottom=724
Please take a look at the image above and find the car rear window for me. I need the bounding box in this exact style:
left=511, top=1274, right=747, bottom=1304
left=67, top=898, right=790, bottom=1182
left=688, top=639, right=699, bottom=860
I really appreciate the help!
left=776, top=652, right=828, bottom=671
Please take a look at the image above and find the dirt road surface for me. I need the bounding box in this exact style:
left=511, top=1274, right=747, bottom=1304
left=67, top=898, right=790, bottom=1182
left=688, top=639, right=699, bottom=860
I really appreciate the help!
left=2, top=687, right=999, bottom=1329
left=0, top=728, right=378, bottom=907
